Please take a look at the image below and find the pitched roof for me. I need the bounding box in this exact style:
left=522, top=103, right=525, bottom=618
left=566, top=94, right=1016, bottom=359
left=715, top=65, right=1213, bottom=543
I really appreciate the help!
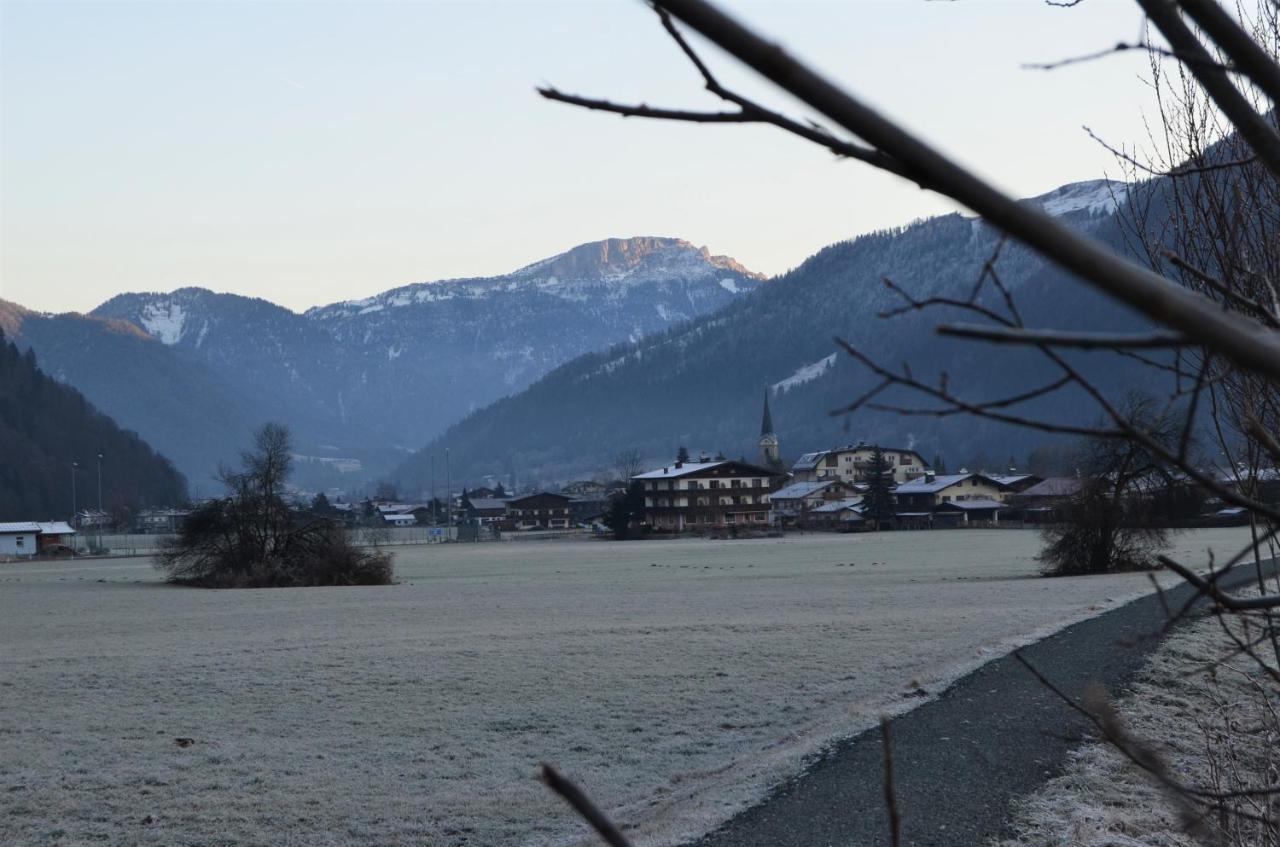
left=36, top=522, right=75, bottom=535
left=986, top=474, right=1038, bottom=488
left=895, top=473, right=989, bottom=494
left=1018, top=477, right=1084, bottom=498
left=790, top=451, right=828, bottom=472
left=466, top=498, right=508, bottom=511
left=811, top=498, right=864, bottom=514
left=506, top=491, right=573, bottom=505
left=633, top=460, right=780, bottom=480
left=771, top=480, right=839, bottom=500
left=0, top=522, right=40, bottom=533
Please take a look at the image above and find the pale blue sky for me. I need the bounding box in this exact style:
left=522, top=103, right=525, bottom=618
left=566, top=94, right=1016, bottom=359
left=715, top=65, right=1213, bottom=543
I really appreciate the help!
left=2, top=0, right=1156, bottom=314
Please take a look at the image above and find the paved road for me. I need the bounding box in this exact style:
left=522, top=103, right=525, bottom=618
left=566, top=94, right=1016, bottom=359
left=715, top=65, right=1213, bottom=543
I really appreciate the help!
left=691, top=561, right=1278, bottom=847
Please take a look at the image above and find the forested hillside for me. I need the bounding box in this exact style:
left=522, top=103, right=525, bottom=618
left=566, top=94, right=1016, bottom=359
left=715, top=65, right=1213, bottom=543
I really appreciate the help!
left=0, top=329, right=187, bottom=520
left=390, top=181, right=1153, bottom=491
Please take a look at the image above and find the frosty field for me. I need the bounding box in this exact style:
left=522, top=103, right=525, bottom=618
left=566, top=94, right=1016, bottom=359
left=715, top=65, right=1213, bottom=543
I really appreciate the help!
left=0, top=528, right=1252, bottom=846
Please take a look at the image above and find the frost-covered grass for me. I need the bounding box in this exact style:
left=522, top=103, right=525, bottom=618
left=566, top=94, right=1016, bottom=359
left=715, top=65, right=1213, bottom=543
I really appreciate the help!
left=0, top=528, right=1251, bottom=846
left=997, top=581, right=1280, bottom=847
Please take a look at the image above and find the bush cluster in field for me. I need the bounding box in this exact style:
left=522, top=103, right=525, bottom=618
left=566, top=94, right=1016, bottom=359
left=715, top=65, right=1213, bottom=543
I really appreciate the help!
left=155, top=423, right=394, bottom=588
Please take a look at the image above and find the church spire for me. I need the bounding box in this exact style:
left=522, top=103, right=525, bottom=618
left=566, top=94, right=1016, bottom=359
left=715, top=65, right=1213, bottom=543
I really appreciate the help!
left=758, top=388, right=780, bottom=468
left=760, top=388, right=775, bottom=437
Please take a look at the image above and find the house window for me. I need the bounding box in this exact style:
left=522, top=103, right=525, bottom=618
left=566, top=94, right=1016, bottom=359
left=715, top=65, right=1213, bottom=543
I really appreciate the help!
left=900, top=455, right=911, bottom=465
left=16, top=537, right=23, bottom=548
left=825, top=455, right=837, bottom=467
left=752, top=478, right=762, bottom=488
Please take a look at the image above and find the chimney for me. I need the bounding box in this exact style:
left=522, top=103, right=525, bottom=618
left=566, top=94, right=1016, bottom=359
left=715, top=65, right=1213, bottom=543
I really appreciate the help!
left=925, top=470, right=935, bottom=483
left=675, top=460, right=683, bottom=469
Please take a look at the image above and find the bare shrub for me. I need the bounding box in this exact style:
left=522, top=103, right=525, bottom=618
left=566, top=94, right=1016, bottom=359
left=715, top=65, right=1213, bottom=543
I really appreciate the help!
left=156, top=423, right=393, bottom=588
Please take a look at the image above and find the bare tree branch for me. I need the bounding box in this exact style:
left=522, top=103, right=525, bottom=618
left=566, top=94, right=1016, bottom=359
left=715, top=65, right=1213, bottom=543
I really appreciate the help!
left=936, top=324, right=1192, bottom=348
left=541, top=764, right=634, bottom=847
left=1178, top=0, right=1280, bottom=105
left=637, top=0, right=1280, bottom=383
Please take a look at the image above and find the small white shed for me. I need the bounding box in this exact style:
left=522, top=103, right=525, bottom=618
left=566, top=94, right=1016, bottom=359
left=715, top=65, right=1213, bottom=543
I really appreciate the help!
left=0, top=522, right=42, bottom=557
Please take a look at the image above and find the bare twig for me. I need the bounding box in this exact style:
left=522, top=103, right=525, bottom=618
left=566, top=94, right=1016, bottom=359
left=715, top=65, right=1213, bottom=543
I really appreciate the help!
left=936, top=324, right=1192, bottom=348
left=541, top=764, right=634, bottom=847
left=881, top=716, right=902, bottom=847
left=1160, top=555, right=1280, bottom=610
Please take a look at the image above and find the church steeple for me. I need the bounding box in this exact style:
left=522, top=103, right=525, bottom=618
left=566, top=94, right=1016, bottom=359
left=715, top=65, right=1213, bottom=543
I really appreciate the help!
left=758, top=388, right=780, bottom=467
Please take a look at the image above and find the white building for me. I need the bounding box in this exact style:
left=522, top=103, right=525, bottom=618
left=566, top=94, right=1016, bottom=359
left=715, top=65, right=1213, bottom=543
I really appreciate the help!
left=791, top=444, right=931, bottom=486
left=0, top=522, right=41, bottom=557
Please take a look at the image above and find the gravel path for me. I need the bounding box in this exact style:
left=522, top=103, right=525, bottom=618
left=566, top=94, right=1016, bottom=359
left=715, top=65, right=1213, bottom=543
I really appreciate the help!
left=690, top=560, right=1279, bottom=847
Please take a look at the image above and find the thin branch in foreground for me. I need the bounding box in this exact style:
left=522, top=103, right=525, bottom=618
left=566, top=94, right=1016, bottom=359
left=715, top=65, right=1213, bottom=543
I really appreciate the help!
left=881, top=716, right=902, bottom=847
left=541, top=764, right=634, bottom=847
left=639, top=0, right=1280, bottom=382
left=935, top=324, right=1192, bottom=349
left=1160, top=556, right=1280, bottom=610
left=1024, top=40, right=1241, bottom=73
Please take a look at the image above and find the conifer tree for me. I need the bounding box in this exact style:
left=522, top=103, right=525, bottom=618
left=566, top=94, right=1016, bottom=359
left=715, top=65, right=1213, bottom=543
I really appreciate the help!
left=861, top=447, right=897, bottom=530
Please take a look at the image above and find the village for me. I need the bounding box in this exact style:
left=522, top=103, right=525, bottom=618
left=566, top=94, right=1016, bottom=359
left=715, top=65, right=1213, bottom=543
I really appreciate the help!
left=3, top=395, right=1262, bottom=560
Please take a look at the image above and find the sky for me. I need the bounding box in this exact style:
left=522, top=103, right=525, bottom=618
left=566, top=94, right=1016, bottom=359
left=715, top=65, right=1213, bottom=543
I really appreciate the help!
left=1, top=0, right=1159, bottom=315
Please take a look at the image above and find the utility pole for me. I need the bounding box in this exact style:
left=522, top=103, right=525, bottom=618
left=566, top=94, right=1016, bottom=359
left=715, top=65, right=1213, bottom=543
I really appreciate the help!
left=445, top=448, right=452, bottom=534
left=430, top=454, right=436, bottom=524
left=71, top=461, right=78, bottom=528
left=97, top=453, right=104, bottom=548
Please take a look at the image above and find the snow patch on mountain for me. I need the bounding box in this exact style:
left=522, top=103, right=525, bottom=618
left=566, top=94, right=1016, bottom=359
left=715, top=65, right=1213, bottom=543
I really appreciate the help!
left=773, top=353, right=837, bottom=394
left=719, top=278, right=740, bottom=294
left=1036, top=179, right=1124, bottom=217
left=139, top=302, right=187, bottom=345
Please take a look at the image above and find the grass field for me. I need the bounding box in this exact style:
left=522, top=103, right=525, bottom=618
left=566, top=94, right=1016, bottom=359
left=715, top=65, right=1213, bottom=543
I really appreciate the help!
left=0, top=528, right=1253, bottom=846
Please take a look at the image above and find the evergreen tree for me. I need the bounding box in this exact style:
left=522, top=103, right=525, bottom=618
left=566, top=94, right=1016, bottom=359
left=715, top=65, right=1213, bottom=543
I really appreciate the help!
left=861, top=447, right=897, bottom=529
left=493, top=482, right=506, bottom=498
left=310, top=492, right=333, bottom=516
left=932, top=452, right=947, bottom=475
left=676, top=445, right=690, bottom=463
left=603, top=481, right=646, bottom=540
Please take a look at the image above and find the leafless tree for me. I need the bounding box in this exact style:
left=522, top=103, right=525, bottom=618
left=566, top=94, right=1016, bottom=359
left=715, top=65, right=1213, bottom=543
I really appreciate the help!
left=157, top=423, right=393, bottom=587
left=612, top=448, right=644, bottom=483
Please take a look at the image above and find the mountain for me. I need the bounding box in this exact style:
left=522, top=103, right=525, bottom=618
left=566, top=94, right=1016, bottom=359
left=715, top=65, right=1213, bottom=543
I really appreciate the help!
left=0, top=327, right=187, bottom=520
left=388, top=179, right=1154, bottom=491
left=13, top=237, right=762, bottom=489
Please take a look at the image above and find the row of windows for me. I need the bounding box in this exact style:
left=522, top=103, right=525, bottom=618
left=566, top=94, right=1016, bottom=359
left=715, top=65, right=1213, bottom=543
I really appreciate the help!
left=645, top=478, right=765, bottom=491
left=647, top=495, right=767, bottom=507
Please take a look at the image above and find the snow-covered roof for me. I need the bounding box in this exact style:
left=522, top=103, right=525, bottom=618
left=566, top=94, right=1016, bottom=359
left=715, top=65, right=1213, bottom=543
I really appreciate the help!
left=987, top=474, right=1037, bottom=488
left=467, top=498, right=509, bottom=511
left=811, top=498, right=864, bottom=514
left=634, top=461, right=727, bottom=479
left=0, top=522, right=40, bottom=534
left=790, top=452, right=828, bottom=472
left=36, top=522, right=75, bottom=535
left=771, top=481, right=837, bottom=500
left=895, top=473, right=987, bottom=494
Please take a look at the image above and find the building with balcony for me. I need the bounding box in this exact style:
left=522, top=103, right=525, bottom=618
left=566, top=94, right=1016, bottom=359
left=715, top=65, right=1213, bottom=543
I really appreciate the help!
left=634, top=460, right=783, bottom=532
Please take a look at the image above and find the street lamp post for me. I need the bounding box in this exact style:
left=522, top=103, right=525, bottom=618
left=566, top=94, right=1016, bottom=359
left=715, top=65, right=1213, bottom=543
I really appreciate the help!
left=430, top=454, right=436, bottom=524
left=71, top=461, right=78, bottom=529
